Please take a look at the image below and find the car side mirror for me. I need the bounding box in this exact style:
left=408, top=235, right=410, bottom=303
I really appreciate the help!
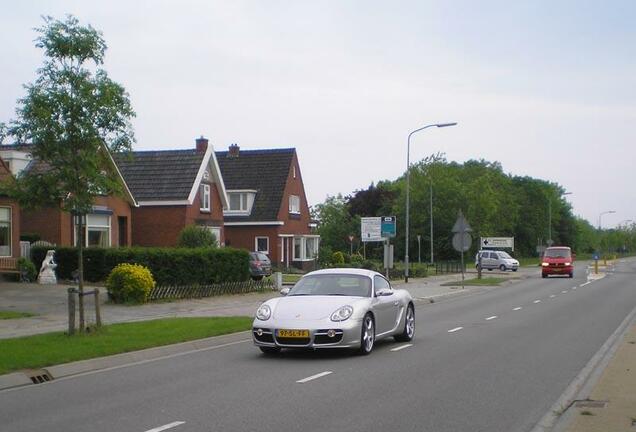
left=572, top=253, right=576, bottom=261
left=280, top=287, right=290, bottom=296
left=375, top=288, right=393, bottom=297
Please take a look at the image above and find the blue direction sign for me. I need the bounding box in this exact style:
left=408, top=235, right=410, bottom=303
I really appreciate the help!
left=381, top=216, right=396, bottom=238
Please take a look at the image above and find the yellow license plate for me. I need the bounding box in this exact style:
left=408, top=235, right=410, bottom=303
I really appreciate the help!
left=277, top=329, right=309, bottom=338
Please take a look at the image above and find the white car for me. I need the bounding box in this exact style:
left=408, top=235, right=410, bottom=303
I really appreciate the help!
left=252, top=268, right=415, bottom=355
left=475, top=250, right=519, bottom=271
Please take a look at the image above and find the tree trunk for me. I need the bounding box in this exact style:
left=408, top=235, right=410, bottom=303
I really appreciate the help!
left=78, top=215, right=85, bottom=333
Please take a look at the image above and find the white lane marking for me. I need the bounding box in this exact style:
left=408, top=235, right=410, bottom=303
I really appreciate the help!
left=580, top=282, right=591, bottom=287
left=561, top=290, right=568, bottom=293
left=513, top=307, right=522, bottom=311
left=448, top=327, right=463, bottom=333
left=145, top=422, right=186, bottom=432
left=391, top=344, right=413, bottom=352
left=485, top=316, right=498, bottom=321
left=297, top=371, right=333, bottom=383
left=534, top=300, right=541, bottom=304
left=550, top=295, right=556, bottom=298
left=572, top=287, right=577, bottom=290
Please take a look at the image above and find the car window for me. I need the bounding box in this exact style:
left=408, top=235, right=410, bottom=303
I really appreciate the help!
left=289, top=274, right=372, bottom=297
left=374, top=275, right=391, bottom=293
left=500, top=252, right=512, bottom=259
left=544, top=248, right=571, bottom=258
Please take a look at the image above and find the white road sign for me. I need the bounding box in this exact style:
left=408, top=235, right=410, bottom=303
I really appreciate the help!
left=480, top=237, right=514, bottom=250
left=361, top=217, right=382, bottom=242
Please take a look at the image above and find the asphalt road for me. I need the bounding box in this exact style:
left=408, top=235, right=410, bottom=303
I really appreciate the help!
left=2, top=260, right=635, bottom=432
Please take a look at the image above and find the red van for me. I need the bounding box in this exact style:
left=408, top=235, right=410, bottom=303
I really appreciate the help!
left=541, top=246, right=574, bottom=278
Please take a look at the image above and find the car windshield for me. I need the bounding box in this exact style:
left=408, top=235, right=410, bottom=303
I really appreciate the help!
left=499, top=252, right=512, bottom=259
left=544, top=248, right=571, bottom=258
left=288, top=274, right=372, bottom=297
left=250, top=253, right=269, bottom=261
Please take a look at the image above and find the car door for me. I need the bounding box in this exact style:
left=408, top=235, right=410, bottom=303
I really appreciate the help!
left=372, top=275, right=400, bottom=335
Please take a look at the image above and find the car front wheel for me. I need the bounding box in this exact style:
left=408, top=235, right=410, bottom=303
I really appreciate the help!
left=395, top=304, right=415, bottom=342
left=499, top=264, right=506, bottom=271
left=358, top=314, right=375, bottom=355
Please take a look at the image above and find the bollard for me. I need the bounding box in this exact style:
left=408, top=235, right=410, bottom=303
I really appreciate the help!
left=67, top=288, right=76, bottom=335
left=94, top=288, right=102, bottom=327
left=274, top=272, right=283, bottom=291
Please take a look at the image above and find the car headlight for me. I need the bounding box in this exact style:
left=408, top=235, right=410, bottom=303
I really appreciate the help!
left=256, top=304, right=271, bottom=321
left=564, top=262, right=571, bottom=266
left=541, top=262, right=549, bottom=267
left=330, top=305, right=353, bottom=322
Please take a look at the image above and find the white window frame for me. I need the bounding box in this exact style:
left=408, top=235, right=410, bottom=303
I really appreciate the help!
left=0, top=207, right=12, bottom=257
left=292, top=165, right=296, bottom=179
left=205, top=226, right=221, bottom=247
left=292, top=235, right=320, bottom=261
left=200, top=183, right=211, bottom=212
left=224, top=190, right=257, bottom=216
left=255, top=236, right=269, bottom=254
left=289, top=195, right=300, bottom=214
left=74, top=214, right=112, bottom=248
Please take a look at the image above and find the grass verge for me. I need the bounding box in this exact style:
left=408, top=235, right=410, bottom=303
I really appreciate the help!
left=282, top=273, right=303, bottom=284
left=0, top=311, right=35, bottom=320
left=0, top=317, right=252, bottom=375
left=441, top=277, right=506, bottom=287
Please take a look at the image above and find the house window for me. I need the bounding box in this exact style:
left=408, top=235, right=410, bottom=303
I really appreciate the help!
left=225, top=191, right=256, bottom=216
left=293, top=236, right=320, bottom=261
left=255, top=236, right=269, bottom=254
left=75, top=214, right=111, bottom=248
left=0, top=207, right=11, bottom=257
left=200, top=184, right=210, bottom=212
left=205, top=226, right=221, bottom=247
left=289, top=195, right=300, bottom=214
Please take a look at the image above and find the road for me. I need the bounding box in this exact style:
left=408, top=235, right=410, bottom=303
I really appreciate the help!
left=2, top=260, right=635, bottom=432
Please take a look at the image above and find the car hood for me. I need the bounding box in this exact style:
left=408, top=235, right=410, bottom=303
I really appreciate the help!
left=543, top=257, right=571, bottom=264
left=272, top=296, right=366, bottom=321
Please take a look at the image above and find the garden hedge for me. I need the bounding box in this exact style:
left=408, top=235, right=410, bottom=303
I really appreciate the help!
left=31, top=246, right=250, bottom=285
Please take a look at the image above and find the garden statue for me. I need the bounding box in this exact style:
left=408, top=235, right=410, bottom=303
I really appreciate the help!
left=38, top=250, right=58, bottom=284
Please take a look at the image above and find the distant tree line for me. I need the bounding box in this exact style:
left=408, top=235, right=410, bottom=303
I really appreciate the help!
left=312, top=155, right=635, bottom=260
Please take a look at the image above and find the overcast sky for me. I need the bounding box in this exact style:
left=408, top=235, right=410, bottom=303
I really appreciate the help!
left=1, top=1, right=634, bottom=228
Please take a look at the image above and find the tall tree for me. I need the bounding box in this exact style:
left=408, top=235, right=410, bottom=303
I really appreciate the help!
left=2, top=16, right=135, bottom=332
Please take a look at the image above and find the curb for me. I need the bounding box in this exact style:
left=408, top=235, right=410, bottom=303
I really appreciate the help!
left=530, top=303, right=636, bottom=432
left=0, top=330, right=252, bottom=392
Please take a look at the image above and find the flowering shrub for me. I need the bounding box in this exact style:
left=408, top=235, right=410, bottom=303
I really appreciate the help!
left=106, top=263, right=156, bottom=304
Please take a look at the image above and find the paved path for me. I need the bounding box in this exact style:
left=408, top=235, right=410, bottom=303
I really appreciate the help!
left=0, top=267, right=533, bottom=339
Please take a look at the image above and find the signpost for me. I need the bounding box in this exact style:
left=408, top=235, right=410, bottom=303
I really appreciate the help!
left=361, top=216, right=397, bottom=276
left=452, top=211, right=472, bottom=289
left=361, top=217, right=382, bottom=242
left=480, top=237, right=514, bottom=250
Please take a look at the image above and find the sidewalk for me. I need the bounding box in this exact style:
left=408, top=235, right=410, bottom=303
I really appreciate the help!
left=0, top=267, right=530, bottom=339
left=563, top=323, right=636, bottom=432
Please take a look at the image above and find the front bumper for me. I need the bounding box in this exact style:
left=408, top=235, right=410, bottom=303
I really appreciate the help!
left=542, top=265, right=573, bottom=275
left=252, top=318, right=363, bottom=349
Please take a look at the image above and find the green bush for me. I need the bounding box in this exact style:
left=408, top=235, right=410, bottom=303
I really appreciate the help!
left=32, top=245, right=250, bottom=285
left=350, top=253, right=364, bottom=264
left=317, top=245, right=333, bottom=267
left=20, top=233, right=41, bottom=243
left=17, top=258, right=37, bottom=282
left=106, top=263, right=156, bottom=304
left=332, top=251, right=345, bottom=265
left=177, top=225, right=217, bottom=248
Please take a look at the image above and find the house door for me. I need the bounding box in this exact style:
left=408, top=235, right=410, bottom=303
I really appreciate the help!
left=118, top=216, right=128, bottom=246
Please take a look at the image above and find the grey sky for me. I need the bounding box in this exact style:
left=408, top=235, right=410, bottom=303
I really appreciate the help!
left=1, top=1, right=634, bottom=228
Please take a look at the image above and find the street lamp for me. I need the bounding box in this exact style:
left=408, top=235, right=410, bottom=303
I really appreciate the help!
left=405, top=122, right=457, bottom=282
left=598, top=210, right=616, bottom=230
left=548, top=191, right=572, bottom=245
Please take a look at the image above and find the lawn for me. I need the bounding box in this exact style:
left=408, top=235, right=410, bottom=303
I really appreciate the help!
left=441, top=277, right=506, bottom=287
left=282, top=273, right=303, bottom=284
left=0, top=316, right=252, bottom=375
left=0, top=311, right=35, bottom=320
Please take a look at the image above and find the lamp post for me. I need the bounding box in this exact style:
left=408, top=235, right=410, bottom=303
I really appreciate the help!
left=598, top=210, right=616, bottom=256
left=417, top=234, right=421, bottom=264
left=548, top=191, right=572, bottom=245
left=429, top=181, right=434, bottom=264
left=405, top=122, right=457, bottom=282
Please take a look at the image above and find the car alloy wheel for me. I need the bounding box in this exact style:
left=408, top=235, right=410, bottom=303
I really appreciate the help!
left=499, top=264, right=506, bottom=271
left=359, top=314, right=375, bottom=355
left=395, top=304, right=415, bottom=342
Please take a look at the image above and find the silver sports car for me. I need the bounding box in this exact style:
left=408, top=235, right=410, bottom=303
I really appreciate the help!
left=252, top=268, right=415, bottom=355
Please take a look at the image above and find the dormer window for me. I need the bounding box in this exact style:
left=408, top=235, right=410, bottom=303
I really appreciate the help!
left=224, top=190, right=257, bottom=216
left=289, top=195, right=300, bottom=214
left=200, top=184, right=210, bottom=212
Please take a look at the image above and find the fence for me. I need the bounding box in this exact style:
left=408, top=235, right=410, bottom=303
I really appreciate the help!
left=435, top=261, right=466, bottom=275
left=148, top=278, right=276, bottom=301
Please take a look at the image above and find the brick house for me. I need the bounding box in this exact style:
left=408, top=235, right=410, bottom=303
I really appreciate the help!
left=114, top=137, right=228, bottom=247
left=216, top=145, right=319, bottom=270
left=0, top=158, right=20, bottom=260
left=0, top=144, right=135, bottom=248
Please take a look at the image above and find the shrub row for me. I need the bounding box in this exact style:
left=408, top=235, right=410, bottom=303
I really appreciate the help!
left=31, top=246, right=250, bottom=285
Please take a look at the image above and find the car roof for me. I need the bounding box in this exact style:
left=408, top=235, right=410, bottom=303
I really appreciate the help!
left=304, top=268, right=382, bottom=279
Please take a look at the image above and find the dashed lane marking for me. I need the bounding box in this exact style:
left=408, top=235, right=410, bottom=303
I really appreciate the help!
left=448, top=327, right=463, bottom=333
left=561, top=290, right=568, bottom=293
left=513, top=307, right=522, bottom=311
left=297, top=371, right=333, bottom=383
left=145, top=422, right=186, bottom=432
left=391, top=344, right=413, bottom=352
left=549, top=295, right=556, bottom=298
left=534, top=300, right=541, bottom=304
left=485, top=316, right=498, bottom=321
left=580, top=281, right=591, bottom=287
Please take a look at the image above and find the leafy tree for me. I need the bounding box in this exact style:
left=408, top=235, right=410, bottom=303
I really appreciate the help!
left=313, top=195, right=357, bottom=254
left=2, top=16, right=135, bottom=332
left=178, top=225, right=218, bottom=248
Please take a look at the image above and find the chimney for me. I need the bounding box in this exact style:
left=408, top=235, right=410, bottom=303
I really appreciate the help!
left=228, top=143, right=240, bottom=158
left=195, top=136, right=208, bottom=153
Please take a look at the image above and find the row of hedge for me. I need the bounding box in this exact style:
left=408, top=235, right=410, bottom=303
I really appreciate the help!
left=32, top=246, right=250, bottom=285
